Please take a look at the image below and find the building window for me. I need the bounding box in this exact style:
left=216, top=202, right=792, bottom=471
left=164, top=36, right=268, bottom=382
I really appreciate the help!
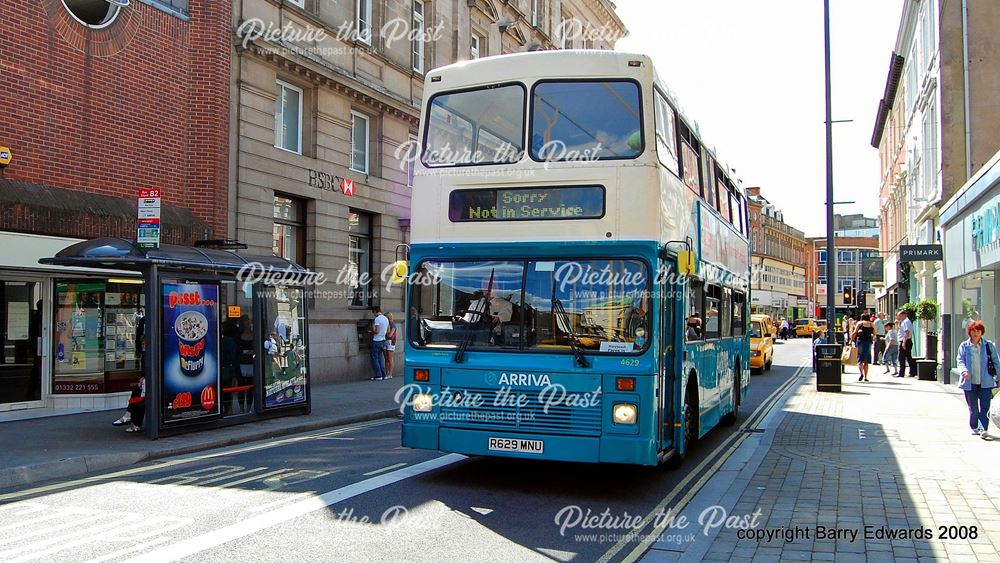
left=357, top=0, right=372, bottom=43
left=412, top=1, right=425, bottom=73
left=273, top=194, right=306, bottom=265
left=275, top=81, right=303, bottom=154
left=287, top=0, right=304, bottom=7
left=406, top=134, right=417, bottom=187
left=351, top=111, right=370, bottom=174
left=838, top=250, right=855, bottom=263
left=560, top=11, right=571, bottom=49
left=349, top=210, right=375, bottom=307
left=62, top=0, right=122, bottom=28
left=818, top=250, right=827, bottom=264
left=471, top=33, right=482, bottom=59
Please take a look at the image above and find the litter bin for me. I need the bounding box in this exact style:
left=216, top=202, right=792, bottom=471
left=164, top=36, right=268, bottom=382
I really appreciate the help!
left=816, top=343, right=843, bottom=393
left=925, top=331, right=938, bottom=361
left=916, top=359, right=937, bottom=381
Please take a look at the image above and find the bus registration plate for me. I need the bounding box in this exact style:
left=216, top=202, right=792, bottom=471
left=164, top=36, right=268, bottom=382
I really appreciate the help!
left=488, top=437, right=544, bottom=454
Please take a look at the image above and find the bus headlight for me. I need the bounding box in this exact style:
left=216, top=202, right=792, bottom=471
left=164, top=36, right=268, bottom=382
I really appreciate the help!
left=613, top=403, right=638, bottom=425
left=413, top=393, right=434, bottom=412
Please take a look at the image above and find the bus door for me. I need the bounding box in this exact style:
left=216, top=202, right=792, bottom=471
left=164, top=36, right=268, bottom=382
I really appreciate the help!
left=657, top=261, right=676, bottom=446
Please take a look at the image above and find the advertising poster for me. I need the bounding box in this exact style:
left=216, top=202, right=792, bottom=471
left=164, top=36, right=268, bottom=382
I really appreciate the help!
left=162, top=282, right=220, bottom=424
left=264, top=288, right=308, bottom=409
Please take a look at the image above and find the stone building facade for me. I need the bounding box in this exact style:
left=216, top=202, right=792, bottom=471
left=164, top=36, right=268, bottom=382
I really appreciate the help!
left=230, top=0, right=627, bottom=382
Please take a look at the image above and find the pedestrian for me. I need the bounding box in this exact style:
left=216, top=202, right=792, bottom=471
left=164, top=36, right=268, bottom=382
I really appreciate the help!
left=955, top=320, right=999, bottom=439
left=873, top=312, right=886, bottom=365
left=370, top=305, right=389, bottom=380
left=383, top=312, right=397, bottom=379
left=896, top=310, right=917, bottom=378
left=780, top=318, right=789, bottom=340
left=123, top=376, right=145, bottom=433
left=881, top=322, right=899, bottom=375
left=851, top=313, right=875, bottom=382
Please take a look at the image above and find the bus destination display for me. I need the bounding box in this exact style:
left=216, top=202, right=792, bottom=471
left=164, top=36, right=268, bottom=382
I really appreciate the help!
left=449, top=186, right=605, bottom=222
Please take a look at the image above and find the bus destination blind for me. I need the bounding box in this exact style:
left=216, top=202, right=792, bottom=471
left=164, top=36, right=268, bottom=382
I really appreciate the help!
left=449, top=186, right=605, bottom=222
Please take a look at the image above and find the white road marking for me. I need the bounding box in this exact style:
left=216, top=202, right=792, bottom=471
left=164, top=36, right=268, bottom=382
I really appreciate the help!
left=246, top=490, right=317, bottom=513
left=0, top=418, right=398, bottom=503
left=362, top=463, right=408, bottom=476
left=1, top=511, right=104, bottom=545
left=81, top=537, right=173, bottom=563
left=122, top=454, right=466, bottom=563
left=214, top=468, right=291, bottom=489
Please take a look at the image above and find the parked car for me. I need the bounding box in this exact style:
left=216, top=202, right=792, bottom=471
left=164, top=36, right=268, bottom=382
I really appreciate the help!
left=749, top=317, right=774, bottom=374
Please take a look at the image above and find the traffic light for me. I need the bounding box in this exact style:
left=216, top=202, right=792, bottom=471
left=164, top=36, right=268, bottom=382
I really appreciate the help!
left=843, top=287, right=853, bottom=305
left=858, top=289, right=867, bottom=309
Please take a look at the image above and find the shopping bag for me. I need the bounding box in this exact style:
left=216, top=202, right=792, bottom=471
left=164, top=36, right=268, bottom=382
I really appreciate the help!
left=841, top=343, right=858, bottom=365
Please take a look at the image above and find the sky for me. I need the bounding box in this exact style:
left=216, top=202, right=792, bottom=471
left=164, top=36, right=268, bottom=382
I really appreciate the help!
left=615, top=0, right=904, bottom=237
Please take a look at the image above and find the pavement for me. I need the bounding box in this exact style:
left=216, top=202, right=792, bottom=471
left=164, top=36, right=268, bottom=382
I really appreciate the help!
left=643, top=353, right=1000, bottom=562
left=0, top=378, right=402, bottom=492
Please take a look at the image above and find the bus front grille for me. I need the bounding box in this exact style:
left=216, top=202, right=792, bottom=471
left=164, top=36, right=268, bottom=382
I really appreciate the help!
left=439, top=386, right=603, bottom=436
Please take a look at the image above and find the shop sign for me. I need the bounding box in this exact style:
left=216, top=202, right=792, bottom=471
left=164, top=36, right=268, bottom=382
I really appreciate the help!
left=899, top=244, right=942, bottom=262
left=137, top=189, right=161, bottom=249
left=817, top=284, right=827, bottom=296
left=162, top=282, right=220, bottom=424
left=861, top=257, right=884, bottom=281
left=0, top=146, right=12, bottom=167
left=972, top=201, right=1000, bottom=252
left=340, top=177, right=355, bottom=196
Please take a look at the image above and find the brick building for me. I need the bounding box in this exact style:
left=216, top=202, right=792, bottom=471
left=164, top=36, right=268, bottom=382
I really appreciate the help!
left=0, top=1, right=231, bottom=413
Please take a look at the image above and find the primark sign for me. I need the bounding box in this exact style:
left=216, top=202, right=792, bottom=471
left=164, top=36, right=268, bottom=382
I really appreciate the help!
left=899, top=244, right=943, bottom=262
left=971, top=200, right=1000, bottom=252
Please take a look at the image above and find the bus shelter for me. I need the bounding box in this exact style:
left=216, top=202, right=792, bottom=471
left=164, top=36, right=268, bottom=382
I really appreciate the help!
left=41, top=238, right=312, bottom=439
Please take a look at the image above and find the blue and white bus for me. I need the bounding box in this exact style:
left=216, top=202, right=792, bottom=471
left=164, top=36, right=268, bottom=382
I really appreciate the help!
left=400, top=51, right=750, bottom=466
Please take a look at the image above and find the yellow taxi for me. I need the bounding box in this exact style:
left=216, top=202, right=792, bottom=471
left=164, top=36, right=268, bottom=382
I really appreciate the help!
left=794, top=318, right=823, bottom=338
left=749, top=314, right=774, bottom=374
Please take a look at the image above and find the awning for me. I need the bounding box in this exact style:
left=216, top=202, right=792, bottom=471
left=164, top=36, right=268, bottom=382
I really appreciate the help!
left=39, top=237, right=308, bottom=274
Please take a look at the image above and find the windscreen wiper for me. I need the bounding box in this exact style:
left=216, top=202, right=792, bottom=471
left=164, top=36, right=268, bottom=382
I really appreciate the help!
left=550, top=282, right=590, bottom=368
left=454, top=268, right=494, bottom=363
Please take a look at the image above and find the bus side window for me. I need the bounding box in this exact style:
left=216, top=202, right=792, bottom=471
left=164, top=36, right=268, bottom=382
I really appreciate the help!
left=686, top=281, right=704, bottom=341
left=732, top=292, right=746, bottom=336
left=704, top=285, right=721, bottom=339
left=721, top=288, right=732, bottom=337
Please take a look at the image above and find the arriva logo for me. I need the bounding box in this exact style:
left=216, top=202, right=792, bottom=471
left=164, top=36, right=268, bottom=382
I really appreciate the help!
left=498, top=373, right=552, bottom=386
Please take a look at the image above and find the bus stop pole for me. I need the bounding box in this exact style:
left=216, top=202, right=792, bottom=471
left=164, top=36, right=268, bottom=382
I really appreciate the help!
left=145, top=264, right=160, bottom=440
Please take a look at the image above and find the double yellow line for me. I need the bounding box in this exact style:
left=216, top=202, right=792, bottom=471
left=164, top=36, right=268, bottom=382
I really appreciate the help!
left=598, top=360, right=809, bottom=563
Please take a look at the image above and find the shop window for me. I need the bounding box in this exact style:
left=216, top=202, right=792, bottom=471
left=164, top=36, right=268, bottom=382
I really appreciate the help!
left=273, top=194, right=306, bottom=266
left=351, top=111, right=370, bottom=174
left=53, top=279, right=145, bottom=394
left=349, top=209, right=375, bottom=307
left=275, top=81, right=303, bottom=154
left=0, top=281, right=43, bottom=404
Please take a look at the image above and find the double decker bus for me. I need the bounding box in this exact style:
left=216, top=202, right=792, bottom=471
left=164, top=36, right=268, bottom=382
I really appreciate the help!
left=401, top=50, right=750, bottom=466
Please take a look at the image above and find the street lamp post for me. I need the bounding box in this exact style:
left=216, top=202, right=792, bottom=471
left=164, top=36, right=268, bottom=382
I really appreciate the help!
left=824, top=0, right=837, bottom=342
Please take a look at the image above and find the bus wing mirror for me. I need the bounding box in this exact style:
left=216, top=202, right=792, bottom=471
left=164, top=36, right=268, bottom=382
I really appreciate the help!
left=676, top=250, right=695, bottom=276
left=390, top=260, right=408, bottom=284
